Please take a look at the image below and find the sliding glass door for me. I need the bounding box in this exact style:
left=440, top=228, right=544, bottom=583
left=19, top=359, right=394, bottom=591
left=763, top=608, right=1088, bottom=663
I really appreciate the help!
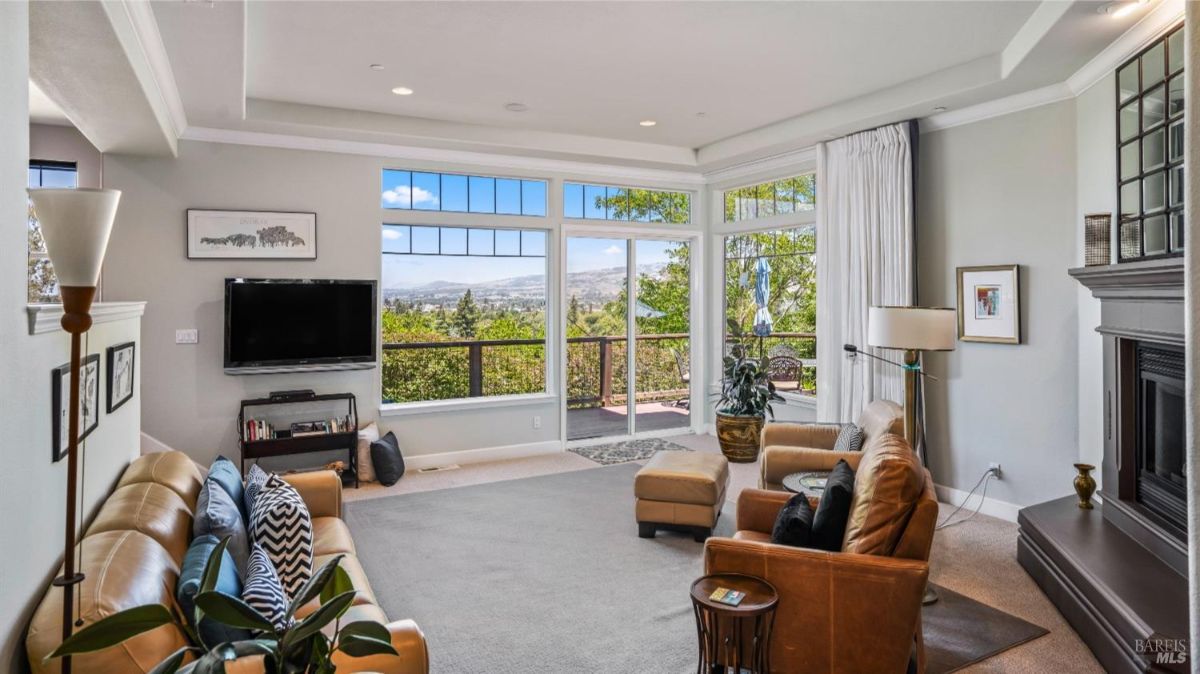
left=565, top=235, right=692, bottom=441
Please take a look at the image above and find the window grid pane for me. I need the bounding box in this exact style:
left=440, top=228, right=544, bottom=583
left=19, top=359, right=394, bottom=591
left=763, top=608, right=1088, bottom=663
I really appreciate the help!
left=564, top=181, right=690, bottom=224
left=723, top=173, right=817, bottom=223
left=382, top=169, right=547, bottom=216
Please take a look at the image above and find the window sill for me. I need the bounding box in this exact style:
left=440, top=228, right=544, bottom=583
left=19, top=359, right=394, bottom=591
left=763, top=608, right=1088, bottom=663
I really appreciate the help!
left=379, top=392, right=559, bottom=417
left=27, top=301, right=147, bottom=335
left=778, top=391, right=817, bottom=409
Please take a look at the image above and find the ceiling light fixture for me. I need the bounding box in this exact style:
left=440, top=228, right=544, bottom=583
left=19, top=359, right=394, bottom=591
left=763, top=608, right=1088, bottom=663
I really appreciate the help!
left=639, top=120, right=657, bottom=127
left=505, top=102, right=528, bottom=113
left=1100, top=0, right=1147, bottom=18
left=391, top=86, right=414, bottom=96
left=369, top=64, right=385, bottom=71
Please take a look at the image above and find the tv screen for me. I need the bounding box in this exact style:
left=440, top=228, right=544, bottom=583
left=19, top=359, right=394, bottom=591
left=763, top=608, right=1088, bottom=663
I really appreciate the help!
left=224, top=279, right=377, bottom=373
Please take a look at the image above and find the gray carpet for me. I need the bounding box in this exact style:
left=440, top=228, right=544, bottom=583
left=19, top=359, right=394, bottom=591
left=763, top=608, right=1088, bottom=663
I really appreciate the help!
left=345, top=463, right=1046, bottom=673
left=568, top=437, right=693, bottom=465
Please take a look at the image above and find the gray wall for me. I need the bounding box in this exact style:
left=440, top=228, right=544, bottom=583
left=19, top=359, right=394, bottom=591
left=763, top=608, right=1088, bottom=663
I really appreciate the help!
left=917, top=100, right=1080, bottom=506
left=1, top=6, right=142, bottom=668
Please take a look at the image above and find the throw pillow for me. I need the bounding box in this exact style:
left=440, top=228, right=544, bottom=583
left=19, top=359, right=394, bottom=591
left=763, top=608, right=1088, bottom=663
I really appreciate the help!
left=356, top=422, right=380, bottom=483
left=249, top=474, right=313, bottom=599
left=208, top=455, right=248, bottom=524
left=832, top=423, right=864, bottom=453
left=810, top=459, right=856, bottom=551
left=177, top=534, right=252, bottom=647
left=370, top=431, right=405, bottom=487
left=243, top=463, right=270, bottom=516
left=194, top=477, right=250, bottom=572
left=770, top=492, right=815, bottom=547
left=243, top=543, right=292, bottom=632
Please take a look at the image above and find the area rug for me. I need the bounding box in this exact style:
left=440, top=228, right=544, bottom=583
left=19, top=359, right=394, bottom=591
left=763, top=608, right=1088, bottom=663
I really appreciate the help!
left=923, top=584, right=1049, bottom=673
left=344, top=463, right=1045, bottom=673
left=567, top=437, right=692, bottom=465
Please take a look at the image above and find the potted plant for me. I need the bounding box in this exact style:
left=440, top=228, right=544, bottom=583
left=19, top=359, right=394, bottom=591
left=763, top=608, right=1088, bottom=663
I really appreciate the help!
left=715, top=320, right=784, bottom=462
left=46, top=538, right=398, bottom=673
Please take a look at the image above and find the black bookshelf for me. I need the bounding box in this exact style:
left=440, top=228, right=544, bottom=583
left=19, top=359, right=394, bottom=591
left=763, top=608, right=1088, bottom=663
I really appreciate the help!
left=237, top=391, right=359, bottom=487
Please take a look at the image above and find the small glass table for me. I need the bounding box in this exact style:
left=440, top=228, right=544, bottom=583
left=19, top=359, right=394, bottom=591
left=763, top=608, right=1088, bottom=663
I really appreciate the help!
left=690, top=573, right=778, bottom=674
left=782, top=471, right=830, bottom=501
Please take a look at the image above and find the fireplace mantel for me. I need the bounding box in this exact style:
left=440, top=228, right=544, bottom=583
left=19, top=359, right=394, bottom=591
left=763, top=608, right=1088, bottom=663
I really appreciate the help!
left=1068, top=257, right=1184, bottom=300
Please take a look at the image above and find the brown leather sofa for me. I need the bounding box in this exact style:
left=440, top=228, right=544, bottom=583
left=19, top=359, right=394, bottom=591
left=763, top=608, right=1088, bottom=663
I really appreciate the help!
left=759, top=399, right=904, bottom=490
left=706, top=433, right=937, bottom=673
left=26, top=451, right=428, bottom=674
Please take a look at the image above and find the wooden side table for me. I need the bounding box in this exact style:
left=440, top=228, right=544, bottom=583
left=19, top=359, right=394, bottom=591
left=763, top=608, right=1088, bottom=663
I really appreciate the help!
left=690, top=573, right=778, bottom=674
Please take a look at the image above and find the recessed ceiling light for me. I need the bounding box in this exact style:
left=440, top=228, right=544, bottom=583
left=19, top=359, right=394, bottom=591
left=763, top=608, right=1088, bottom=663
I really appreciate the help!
left=391, top=86, right=414, bottom=96
left=639, top=120, right=657, bottom=127
left=1099, top=0, right=1147, bottom=18
left=505, top=102, right=528, bottom=113
left=933, top=106, right=947, bottom=113
left=369, top=64, right=385, bottom=71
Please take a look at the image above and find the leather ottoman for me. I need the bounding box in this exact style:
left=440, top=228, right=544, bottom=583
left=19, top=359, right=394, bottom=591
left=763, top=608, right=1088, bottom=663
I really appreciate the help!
left=635, top=451, right=730, bottom=542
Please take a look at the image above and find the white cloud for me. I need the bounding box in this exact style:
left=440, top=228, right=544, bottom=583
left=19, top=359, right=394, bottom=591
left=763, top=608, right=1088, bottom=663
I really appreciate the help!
left=382, top=228, right=405, bottom=240
left=603, top=245, right=622, bottom=255
left=382, top=186, right=438, bottom=207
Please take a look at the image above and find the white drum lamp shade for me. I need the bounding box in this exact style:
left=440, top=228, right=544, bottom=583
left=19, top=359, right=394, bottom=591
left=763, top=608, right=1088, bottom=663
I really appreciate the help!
left=867, top=306, right=957, bottom=352
left=27, top=188, right=120, bottom=288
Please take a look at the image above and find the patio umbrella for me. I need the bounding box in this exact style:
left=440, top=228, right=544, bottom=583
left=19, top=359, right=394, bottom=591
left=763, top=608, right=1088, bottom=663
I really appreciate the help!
left=752, top=256, right=773, bottom=337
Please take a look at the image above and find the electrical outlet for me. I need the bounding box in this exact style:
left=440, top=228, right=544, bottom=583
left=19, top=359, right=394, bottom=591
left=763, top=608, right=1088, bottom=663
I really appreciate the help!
left=175, top=329, right=198, bottom=344
left=532, top=415, right=542, bottom=429
left=989, top=462, right=1002, bottom=479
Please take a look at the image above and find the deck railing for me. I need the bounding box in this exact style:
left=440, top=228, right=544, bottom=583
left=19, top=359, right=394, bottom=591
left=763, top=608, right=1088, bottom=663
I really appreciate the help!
left=381, top=332, right=815, bottom=405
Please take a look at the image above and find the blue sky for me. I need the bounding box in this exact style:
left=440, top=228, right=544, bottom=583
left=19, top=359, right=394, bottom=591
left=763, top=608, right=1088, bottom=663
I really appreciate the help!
left=382, top=233, right=682, bottom=289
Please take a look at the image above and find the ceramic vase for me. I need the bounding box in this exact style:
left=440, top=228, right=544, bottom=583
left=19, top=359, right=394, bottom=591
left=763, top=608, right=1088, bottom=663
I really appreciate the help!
left=1073, top=463, right=1096, bottom=510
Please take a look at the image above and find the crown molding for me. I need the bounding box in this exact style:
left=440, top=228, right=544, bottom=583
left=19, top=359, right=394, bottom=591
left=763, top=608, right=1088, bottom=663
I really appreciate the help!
left=101, top=0, right=188, bottom=139
left=1067, top=0, right=1185, bottom=95
left=702, top=146, right=817, bottom=188
left=27, top=301, right=147, bottom=336
left=181, top=126, right=708, bottom=186
left=921, top=82, right=1075, bottom=132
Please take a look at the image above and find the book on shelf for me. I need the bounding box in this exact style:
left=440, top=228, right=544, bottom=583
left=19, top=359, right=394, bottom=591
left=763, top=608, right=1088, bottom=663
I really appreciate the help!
left=244, top=418, right=276, bottom=442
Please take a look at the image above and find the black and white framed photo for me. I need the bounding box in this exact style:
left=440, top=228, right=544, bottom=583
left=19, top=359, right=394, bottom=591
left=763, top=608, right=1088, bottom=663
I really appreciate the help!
left=187, top=209, right=317, bottom=260
left=956, top=264, right=1021, bottom=344
left=51, top=353, right=100, bottom=462
left=106, top=341, right=135, bottom=413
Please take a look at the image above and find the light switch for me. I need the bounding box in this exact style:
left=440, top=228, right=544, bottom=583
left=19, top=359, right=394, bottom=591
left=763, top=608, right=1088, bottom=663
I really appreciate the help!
left=176, top=329, right=198, bottom=344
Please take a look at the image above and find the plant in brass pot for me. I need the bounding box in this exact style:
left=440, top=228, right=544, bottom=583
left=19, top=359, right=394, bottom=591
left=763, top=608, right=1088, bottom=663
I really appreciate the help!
left=715, top=320, right=784, bottom=463
left=46, top=538, right=398, bottom=673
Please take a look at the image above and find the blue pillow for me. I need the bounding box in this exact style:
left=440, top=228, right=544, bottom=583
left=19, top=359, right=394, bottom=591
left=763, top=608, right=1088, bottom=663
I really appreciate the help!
left=194, top=478, right=250, bottom=572
left=208, top=455, right=247, bottom=524
left=176, top=535, right=252, bottom=647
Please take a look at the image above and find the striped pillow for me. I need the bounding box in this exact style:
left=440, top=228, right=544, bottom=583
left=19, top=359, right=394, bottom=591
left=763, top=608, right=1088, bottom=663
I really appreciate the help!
left=243, top=543, right=291, bottom=632
left=249, top=474, right=313, bottom=599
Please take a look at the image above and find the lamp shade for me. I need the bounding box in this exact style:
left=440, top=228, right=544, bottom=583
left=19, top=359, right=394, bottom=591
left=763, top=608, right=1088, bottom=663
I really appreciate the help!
left=27, top=188, right=120, bottom=288
left=867, top=306, right=957, bottom=351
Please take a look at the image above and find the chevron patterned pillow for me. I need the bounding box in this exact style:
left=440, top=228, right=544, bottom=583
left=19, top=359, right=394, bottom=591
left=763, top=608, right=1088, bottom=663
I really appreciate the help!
left=243, top=463, right=271, bottom=516
left=249, top=474, right=313, bottom=599
left=243, top=543, right=291, bottom=632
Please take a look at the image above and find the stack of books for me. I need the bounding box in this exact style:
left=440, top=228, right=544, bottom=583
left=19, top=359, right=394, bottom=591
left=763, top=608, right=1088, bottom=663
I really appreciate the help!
left=244, top=418, right=275, bottom=441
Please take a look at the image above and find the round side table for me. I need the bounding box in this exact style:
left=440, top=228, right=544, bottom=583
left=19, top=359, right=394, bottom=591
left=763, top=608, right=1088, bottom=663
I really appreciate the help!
left=690, top=573, right=778, bottom=674
left=782, top=470, right=830, bottom=502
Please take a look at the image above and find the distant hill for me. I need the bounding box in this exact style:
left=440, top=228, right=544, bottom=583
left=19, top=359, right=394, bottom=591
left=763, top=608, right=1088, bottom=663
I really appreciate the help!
left=384, top=263, right=665, bottom=307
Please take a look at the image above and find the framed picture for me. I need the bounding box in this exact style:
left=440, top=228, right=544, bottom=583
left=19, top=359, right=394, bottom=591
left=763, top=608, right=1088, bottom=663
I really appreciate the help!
left=52, top=353, right=101, bottom=462
left=956, top=265, right=1020, bottom=344
left=106, top=341, right=136, bottom=413
left=187, top=209, right=317, bottom=260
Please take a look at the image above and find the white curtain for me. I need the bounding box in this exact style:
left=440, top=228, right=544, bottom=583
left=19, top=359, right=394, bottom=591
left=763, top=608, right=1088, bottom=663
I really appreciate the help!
left=816, top=122, right=914, bottom=423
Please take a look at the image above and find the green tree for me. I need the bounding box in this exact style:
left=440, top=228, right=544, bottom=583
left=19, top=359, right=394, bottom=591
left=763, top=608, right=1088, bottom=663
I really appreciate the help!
left=594, top=188, right=691, bottom=224
left=567, top=294, right=581, bottom=328
left=451, top=289, right=481, bottom=338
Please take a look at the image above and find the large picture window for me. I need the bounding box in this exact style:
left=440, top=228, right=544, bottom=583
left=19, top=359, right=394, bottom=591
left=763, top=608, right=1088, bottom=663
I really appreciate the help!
left=1117, top=24, right=1185, bottom=260
left=381, top=225, right=548, bottom=404
left=28, top=160, right=78, bottom=303
left=724, top=226, right=817, bottom=394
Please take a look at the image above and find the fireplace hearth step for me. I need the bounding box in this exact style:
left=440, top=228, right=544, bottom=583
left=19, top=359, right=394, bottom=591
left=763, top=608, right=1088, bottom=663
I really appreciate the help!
left=1018, top=496, right=1188, bottom=673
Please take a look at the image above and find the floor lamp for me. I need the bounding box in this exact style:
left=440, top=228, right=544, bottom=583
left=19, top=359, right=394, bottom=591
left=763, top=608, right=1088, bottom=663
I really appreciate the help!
left=866, top=305, right=956, bottom=604
left=28, top=187, right=120, bottom=674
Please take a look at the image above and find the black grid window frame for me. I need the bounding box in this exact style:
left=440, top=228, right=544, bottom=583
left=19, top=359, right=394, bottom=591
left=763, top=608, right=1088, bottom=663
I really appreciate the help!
left=722, top=174, right=816, bottom=224
left=561, top=181, right=692, bottom=224
left=381, top=169, right=547, bottom=217
left=381, top=224, right=547, bottom=258
left=1116, top=24, right=1185, bottom=262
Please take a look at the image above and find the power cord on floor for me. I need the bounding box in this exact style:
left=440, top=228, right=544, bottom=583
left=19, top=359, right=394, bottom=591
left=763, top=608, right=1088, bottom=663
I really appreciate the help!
left=935, top=467, right=998, bottom=530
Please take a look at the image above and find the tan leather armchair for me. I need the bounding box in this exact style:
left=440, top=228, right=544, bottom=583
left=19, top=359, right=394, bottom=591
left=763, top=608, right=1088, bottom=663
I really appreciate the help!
left=704, top=461, right=938, bottom=673
left=759, top=399, right=904, bottom=489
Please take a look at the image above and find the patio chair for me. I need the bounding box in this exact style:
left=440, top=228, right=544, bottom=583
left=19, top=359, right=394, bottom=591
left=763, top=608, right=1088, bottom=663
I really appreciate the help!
left=671, top=348, right=690, bottom=409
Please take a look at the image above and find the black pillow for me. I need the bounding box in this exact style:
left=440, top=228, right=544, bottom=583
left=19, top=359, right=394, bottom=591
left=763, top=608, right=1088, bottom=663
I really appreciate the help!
left=371, top=431, right=406, bottom=486
left=770, top=493, right=814, bottom=547
left=810, top=459, right=856, bottom=551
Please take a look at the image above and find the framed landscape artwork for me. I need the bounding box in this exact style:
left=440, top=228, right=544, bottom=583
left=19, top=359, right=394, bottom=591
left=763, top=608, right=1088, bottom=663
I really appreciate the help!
left=956, top=265, right=1020, bottom=344
left=187, top=209, right=317, bottom=259
left=106, top=341, right=135, bottom=413
left=52, top=353, right=100, bottom=462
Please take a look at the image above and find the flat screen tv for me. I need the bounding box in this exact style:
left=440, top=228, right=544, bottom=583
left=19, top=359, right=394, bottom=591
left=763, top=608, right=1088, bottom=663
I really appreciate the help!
left=224, top=278, right=377, bottom=374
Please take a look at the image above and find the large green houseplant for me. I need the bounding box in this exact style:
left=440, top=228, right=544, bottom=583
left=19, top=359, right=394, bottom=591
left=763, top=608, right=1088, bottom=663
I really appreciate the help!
left=715, top=320, right=784, bottom=462
left=46, top=538, right=398, bottom=673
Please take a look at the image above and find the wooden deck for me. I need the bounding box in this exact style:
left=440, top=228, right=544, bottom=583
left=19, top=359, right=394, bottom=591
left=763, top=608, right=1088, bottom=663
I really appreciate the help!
left=567, top=402, right=690, bottom=441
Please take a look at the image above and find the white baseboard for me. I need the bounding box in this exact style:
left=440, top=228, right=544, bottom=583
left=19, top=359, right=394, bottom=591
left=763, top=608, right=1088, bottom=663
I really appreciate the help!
left=934, top=483, right=1021, bottom=523
left=404, top=440, right=563, bottom=471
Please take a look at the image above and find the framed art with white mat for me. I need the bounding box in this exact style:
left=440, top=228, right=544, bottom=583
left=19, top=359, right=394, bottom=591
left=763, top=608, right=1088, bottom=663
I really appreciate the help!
left=956, top=265, right=1020, bottom=344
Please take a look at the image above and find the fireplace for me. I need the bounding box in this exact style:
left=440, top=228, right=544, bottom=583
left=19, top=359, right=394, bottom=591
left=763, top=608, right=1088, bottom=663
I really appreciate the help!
left=1132, top=342, right=1186, bottom=537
